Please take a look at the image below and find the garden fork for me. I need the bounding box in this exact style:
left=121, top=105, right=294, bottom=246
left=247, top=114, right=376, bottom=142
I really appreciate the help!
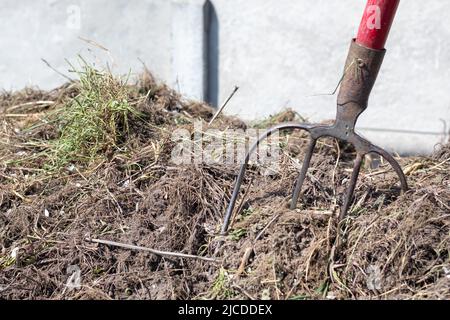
left=221, top=0, right=408, bottom=234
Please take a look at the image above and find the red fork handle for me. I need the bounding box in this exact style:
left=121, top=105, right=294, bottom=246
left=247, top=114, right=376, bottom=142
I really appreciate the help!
left=356, top=0, right=400, bottom=50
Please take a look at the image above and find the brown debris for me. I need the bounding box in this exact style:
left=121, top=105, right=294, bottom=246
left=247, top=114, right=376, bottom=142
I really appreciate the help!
left=0, top=70, right=448, bottom=300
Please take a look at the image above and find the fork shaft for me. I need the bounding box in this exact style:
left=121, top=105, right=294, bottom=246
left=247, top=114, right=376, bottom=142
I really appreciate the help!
left=337, top=39, right=385, bottom=127
left=356, top=0, right=400, bottom=50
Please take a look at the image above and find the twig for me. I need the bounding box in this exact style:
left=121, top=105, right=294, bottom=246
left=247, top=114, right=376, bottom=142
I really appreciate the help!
left=234, top=206, right=294, bottom=279
left=2, top=114, right=40, bottom=118
left=272, top=259, right=281, bottom=300
left=85, top=237, right=218, bottom=263
left=232, top=284, right=256, bottom=300
left=78, top=36, right=110, bottom=51
left=308, top=58, right=358, bottom=97
left=41, top=59, right=73, bottom=82
left=427, top=157, right=450, bottom=171
left=236, top=247, right=254, bottom=277
left=364, top=168, right=391, bottom=178
left=208, top=86, right=239, bottom=126
left=255, top=213, right=281, bottom=241
left=305, top=238, right=326, bottom=281
left=375, top=284, right=406, bottom=298
left=7, top=101, right=55, bottom=113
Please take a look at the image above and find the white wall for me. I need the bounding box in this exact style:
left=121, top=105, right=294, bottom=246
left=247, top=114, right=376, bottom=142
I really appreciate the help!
left=0, top=0, right=449, bottom=155
left=212, top=0, right=450, bottom=155
left=0, top=0, right=172, bottom=90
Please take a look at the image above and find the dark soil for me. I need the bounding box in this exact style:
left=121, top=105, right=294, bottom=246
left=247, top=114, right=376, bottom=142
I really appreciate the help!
left=0, top=70, right=448, bottom=300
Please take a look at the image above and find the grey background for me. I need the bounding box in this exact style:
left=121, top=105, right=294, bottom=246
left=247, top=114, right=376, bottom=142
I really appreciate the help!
left=1, top=0, right=449, bottom=155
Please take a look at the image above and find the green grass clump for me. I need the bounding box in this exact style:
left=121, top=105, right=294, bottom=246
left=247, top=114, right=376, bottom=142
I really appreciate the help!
left=48, top=63, right=137, bottom=168
left=251, top=109, right=305, bottom=129
left=211, top=267, right=235, bottom=298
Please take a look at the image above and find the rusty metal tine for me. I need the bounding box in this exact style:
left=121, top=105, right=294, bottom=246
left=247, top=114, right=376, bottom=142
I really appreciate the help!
left=370, top=146, right=408, bottom=192
left=221, top=123, right=312, bottom=235
left=290, top=138, right=317, bottom=209
left=339, top=153, right=364, bottom=221
left=221, top=159, right=247, bottom=235
left=220, top=38, right=409, bottom=238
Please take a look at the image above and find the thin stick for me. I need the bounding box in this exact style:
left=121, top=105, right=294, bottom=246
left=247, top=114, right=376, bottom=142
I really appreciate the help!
left=255, top=213, right=281, bottom=241
left=78, top=36, right=110, bottom=51
left=232, top=284, right=256, bottom=300
left=2, top=114, right=40, bottom=118
left=307, top=59, right=357, bottom=97
left=208, top=86, right=239, bottom=126
left=85, top=237, right=218, bottom=263
left=236, top=247, right=254, bottom=277
left=41, top=59, right=73, bottom=82
left=7, top=101, right=54, bottom=113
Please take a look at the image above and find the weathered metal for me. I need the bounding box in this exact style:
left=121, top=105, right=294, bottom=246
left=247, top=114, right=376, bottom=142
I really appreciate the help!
left=221, top=41, right=408, bottom=234
left=221, top=0, right=408, bottom=235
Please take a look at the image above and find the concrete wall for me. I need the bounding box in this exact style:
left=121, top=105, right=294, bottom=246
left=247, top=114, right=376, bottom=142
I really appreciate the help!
left=0, top=0, right=172, bottom=90
left=1, top=0, right=449, bottom=155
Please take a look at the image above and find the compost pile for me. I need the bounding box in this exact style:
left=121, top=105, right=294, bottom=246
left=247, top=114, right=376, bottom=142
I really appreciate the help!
left=0, top=66, right=449, bottom=300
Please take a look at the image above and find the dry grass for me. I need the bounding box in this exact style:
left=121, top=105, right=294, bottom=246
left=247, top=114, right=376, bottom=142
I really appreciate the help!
left=0, top=67, right=448, bottom=300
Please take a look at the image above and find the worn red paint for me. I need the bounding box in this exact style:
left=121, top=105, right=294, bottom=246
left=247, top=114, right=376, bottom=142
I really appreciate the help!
left=356, top=0, right=400, bottom=50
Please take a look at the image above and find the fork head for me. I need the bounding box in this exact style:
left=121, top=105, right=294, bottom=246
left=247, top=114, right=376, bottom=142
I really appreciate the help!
left=220, top=40, right=408, bottom=234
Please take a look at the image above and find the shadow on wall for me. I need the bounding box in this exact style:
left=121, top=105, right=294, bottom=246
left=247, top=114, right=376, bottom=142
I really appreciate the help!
left=206, top=0, right=219, bottom=107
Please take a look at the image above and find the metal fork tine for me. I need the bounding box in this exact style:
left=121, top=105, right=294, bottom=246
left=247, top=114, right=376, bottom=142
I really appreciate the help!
left=220, top=123, right=312, bottom=235
left=291, top=138, right=317, bottom=209
left=370, top=146, right=408, bottom=193
left=339, top=153, right=364, bottom=221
